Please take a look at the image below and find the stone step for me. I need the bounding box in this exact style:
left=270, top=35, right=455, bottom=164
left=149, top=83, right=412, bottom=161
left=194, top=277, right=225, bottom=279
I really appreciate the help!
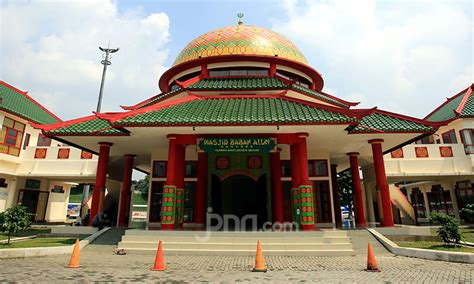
left=118, top=242, right=353, bottom=251
left=120, top=235, right=351, bottom=244
left=118, top=229, right=354, bottom=256
left=117, top=248, right=356, bottom=256
left=124, top=230, right=348, bottom=238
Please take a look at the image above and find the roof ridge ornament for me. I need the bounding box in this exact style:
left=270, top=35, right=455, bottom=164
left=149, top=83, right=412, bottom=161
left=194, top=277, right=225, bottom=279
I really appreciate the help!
left=237, top=13, right=244, bottom=25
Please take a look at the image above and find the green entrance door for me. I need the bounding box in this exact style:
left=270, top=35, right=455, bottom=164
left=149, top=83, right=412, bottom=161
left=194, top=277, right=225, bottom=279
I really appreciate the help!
left=211, top=174, right=268, bottom=230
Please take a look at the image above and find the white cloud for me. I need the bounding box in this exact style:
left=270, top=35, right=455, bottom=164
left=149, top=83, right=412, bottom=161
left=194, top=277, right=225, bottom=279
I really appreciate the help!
left=272, top=0, right=473, bottom=117
left=1, top=0, right=170, bottom=120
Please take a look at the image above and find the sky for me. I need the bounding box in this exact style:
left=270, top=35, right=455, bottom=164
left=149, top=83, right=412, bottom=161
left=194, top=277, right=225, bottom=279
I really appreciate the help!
left=1, top=0, right=473, bottom=121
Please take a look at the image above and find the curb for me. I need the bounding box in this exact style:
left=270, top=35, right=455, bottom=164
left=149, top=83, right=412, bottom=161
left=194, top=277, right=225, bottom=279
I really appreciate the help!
left=367, top=228, right=474, bottom=264
left=0, top=227, right=111, bottom=259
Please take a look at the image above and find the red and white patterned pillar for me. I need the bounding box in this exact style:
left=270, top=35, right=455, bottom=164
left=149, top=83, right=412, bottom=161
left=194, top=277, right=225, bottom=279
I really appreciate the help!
left=297, top=134, right=315, bottom=231
left=161, top=136, right=178, bottom=230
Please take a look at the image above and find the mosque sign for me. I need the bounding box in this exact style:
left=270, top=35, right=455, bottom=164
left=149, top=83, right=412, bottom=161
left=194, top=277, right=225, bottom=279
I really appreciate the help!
left=197, top=137, right=277, bottom=153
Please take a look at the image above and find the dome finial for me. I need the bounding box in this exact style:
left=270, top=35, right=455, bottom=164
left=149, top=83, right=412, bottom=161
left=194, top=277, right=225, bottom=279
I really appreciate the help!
left=237, top=13, right=244, bottom=25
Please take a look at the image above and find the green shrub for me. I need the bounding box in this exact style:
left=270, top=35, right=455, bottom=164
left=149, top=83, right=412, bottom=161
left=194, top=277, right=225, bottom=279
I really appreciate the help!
left=460, top=203, right=474, bottom=223
left=429, top=212, right=461, bottom=245
left=1, top=205, right=32, bottom=244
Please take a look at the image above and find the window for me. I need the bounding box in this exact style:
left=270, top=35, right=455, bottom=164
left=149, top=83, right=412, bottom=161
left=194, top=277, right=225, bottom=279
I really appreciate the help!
left=208, top=67, right=268, bottom=78
left=441, top=129, right=457, bottom=144
left=0, top=117, right=25, bottom=156
left=427, top=185, right=453, bottom=215
left=152, top=161, right=167, bottom=178
left=455, top=180, right=473, bottom=212
left=185, top=161, right=197, bottom=177
left=460, top=129, right=474, bottom=154
left=410, top=188, right=426, bottom=218
left=308, top=160, right=328, bottom=177
left=37, top=134, right=52, bottom=146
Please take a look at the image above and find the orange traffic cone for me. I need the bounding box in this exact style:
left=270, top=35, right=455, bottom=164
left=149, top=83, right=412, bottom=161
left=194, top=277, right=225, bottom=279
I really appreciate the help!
left=151, top=241, right=166, bottom=271
left=366, top=242, right=380, bottom=272
left=65, top=239, right=81, bottom=268
left=252, top=240, right=267, bottom=272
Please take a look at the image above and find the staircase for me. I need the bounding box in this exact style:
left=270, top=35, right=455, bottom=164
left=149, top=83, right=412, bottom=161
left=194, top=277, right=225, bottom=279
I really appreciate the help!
left=117, top=229, right=355, bottom=256
left=390, top=185, right=417, bottom=225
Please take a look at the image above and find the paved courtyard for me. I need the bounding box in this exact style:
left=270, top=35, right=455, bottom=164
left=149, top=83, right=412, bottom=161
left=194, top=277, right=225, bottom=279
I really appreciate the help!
left=0, top=246, right=473, bottom=283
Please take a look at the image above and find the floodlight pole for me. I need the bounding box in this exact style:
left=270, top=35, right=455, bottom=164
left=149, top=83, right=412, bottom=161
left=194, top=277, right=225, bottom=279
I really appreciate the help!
left=96, top=46, right=119, bottom=113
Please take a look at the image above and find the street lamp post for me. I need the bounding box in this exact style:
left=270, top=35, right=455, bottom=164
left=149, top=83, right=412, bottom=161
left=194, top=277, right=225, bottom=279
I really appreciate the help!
left=96, top=46, right=119, bottom=113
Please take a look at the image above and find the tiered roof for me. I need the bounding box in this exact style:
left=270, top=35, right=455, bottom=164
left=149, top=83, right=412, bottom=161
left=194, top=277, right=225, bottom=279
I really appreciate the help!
left=0, top=81, right=61, bottom=124
left=38, top=76, right=439, bottom=137
left=425, top=84, right=473, bottom=122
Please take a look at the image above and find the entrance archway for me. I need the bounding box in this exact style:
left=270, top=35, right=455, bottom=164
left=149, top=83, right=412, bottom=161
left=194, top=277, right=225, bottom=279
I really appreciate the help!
left=211, top=174, right=268, bottom=230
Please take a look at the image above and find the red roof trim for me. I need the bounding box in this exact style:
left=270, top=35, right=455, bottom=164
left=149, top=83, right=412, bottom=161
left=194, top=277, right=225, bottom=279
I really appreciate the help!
left=0, top=80, right=63, bottom=122
left=281, top=95, right=361, bottom=119
left=176, top=75, right=201, bottom=88
left=189, top=90, right=288, bottom=100
left=289, top=86, right=354, bottom=108
left=106, top=95, right=200, bottom=123
left=113, top=120, right=354, bottom=128
left=120, top=89, right=186, bottom=110
left=159, top=54, right=324, bottom=92
left=370, top=108, right=444, bottom=127
left=33, top=114, right=96, bottom=131
left=317, top=89, right=359, bottom=107
left=455, top=85, right=473, bottom=114
left=424, top=84, right=472, bottom=120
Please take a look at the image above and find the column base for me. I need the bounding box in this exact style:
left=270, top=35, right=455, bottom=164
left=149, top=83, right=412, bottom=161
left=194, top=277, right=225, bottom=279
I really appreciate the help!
left=161, top=224, right=174, bottom=230
left=300, top=224, right=315, bottom=231
left=356, top=222, right=368, bottom=228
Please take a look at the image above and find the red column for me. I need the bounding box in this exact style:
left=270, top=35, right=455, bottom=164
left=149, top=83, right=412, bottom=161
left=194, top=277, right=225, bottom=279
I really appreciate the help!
left=297, top=134, right=315, bottom=231
left=348, top=152, right=367, bottom=228
left=270, top=149, right=284, bottom=223
left=161, top=137, right=177, bottom=230
left=89, top=142, right=112, bottom=225
left=369, top=139, right=394, bottom=227
left=175, top=144, right=186, bottom=228
left=195, top=152, right=208, bottom=226
left=330, top=164, right=343, bottom=228
left=290, top=142, right=301, bottom=225
left=201, top=64, right=208, bottom=78
left=118, top=154, right=135, bottom=227
left=269, top=63, right=277, bottom=76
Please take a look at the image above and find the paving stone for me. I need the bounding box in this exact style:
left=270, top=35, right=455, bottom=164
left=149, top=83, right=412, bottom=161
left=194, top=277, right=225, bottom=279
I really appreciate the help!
left=0, top=248, right=473, bottom=282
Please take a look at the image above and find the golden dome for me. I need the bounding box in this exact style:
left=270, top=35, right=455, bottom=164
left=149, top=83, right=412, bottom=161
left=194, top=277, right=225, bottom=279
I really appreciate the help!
left=173, top=25, right=308, bottom=66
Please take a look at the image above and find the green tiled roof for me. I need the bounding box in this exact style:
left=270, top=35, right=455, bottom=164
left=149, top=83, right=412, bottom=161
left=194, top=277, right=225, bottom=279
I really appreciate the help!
left=187, top=77, right=287, bottom=91
left=460, top=91, right=474, bottom=117
left=45, top=118, right=126, bottom=136
left=114, top=97, right=356, bottom=126
left=290, top=84, right=350, bottom=108
left=350, top=113, right=435, bottom=133
left=0, top=83, right=60, bottom=124
left=138, top=87, right=184, bottom=109
left=425, top=91, right=465, bottom=122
